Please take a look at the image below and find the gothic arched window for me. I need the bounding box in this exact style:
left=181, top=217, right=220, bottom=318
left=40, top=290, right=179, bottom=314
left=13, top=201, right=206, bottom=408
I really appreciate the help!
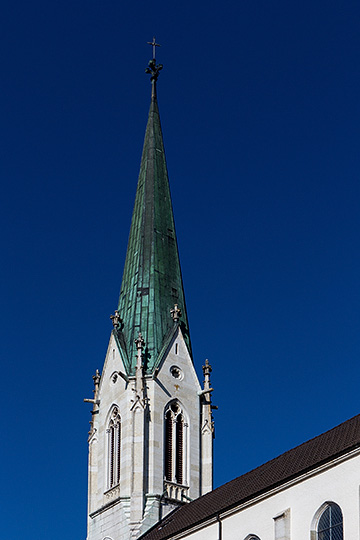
left=317, top=502, right=343, bottom=540
left=164, top=402, right=186, bottom=485
left=107, top=407, right=121, bottom=488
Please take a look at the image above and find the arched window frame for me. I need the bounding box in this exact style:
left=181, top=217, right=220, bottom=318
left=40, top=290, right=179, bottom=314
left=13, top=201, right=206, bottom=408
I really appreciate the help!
left=106, top=406, right=121, bottom=489
left=311, top=501, right=344, bottom=540
left=164, top=401, right=188, bottom=486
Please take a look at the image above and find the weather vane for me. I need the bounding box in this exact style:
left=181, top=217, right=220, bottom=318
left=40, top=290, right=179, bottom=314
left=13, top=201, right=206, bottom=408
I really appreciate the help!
left=145, top=37, right=163, bottom=84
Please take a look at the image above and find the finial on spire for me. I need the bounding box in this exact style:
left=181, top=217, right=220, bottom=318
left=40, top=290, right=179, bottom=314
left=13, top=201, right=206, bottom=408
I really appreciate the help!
left=145, top=59, right=163, bottom=83
left=145, top=37, right=163, bottom=93
left=93, top=369, right=101, bottom=388
left=170, top=304, right=182, bottom=323
left=202, top=359, right=212, bottom=387
left=84, top=369, right=101, bottom=437
left=110, top=309, right=123, bottom=329
left=135, top=332, right=145, bottom=351
left=134, top=332, right=145, bottom=372
left=147, top=36, right=161, bottom=60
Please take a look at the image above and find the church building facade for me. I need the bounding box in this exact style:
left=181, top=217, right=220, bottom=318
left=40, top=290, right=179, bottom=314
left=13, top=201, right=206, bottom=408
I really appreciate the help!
left=85, top=47, right=359, bottom=540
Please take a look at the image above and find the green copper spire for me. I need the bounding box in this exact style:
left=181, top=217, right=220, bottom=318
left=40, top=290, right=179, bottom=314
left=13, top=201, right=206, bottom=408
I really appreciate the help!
left=114, top=56, right=191, bottom=375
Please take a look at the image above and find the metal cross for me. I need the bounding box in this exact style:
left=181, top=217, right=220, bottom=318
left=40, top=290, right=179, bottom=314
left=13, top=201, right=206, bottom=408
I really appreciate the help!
left=147, top=37, right=161, bottom=60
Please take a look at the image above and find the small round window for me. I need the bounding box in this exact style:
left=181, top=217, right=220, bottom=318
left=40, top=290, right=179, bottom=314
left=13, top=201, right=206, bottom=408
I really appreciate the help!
left=170, top=365, right=183, bottom=380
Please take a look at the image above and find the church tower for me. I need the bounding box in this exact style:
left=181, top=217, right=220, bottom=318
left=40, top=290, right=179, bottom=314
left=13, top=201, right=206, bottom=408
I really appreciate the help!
left=85, top=46, right=214, bottom=540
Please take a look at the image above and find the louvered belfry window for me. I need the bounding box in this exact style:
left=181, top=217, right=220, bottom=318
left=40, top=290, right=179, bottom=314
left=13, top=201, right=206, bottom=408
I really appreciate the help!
left=317, top=503, right=343, bottom=540
left=164, top=402, right=185, bottom=485
left=107, top=407, right=121, bottom=489
left=165, top=410, right=173, bottom=481
left=175, top=414, right=183, bottom=484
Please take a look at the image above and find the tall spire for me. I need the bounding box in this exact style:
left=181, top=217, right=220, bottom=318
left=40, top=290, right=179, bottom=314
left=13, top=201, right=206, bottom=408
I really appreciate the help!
left=115, top=51, right=191, bottom=375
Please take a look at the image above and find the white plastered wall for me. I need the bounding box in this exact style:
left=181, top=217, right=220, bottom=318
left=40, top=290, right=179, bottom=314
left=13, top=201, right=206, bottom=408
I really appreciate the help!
left=171, top=451, right=360, bottom=540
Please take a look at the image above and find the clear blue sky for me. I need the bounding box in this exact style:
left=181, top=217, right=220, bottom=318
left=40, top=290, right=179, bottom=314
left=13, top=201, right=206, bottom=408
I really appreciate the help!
left=2, top=1, right=360, bottom=538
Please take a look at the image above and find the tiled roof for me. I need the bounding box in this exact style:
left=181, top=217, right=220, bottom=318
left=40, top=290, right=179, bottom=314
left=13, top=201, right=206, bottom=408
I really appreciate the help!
left=140, top=413, right=360, bottom=540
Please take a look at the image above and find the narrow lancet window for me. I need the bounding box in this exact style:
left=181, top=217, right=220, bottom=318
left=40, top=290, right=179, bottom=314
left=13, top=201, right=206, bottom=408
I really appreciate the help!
left=107, top=407, right=121, bottom=489
left=164, top=402, right=186, bottom=485
left=175, top=414, right=183, bottom=484
left=165, top=410, right=173, bottom=481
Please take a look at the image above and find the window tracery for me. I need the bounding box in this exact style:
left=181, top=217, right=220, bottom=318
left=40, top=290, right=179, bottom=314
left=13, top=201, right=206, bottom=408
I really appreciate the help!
left=317, top=502, right=343, bottom=540
left=107, top=407, right=121, bottom=488
left=164, top=401, right=186, bottom=485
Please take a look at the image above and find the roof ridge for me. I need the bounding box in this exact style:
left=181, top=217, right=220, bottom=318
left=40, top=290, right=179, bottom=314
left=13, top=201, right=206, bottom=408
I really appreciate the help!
left=140, top=412, right=360, bottom=540
left=230, top=411, right=360, bottom=484
left=161, top=412, right=350, bottom=509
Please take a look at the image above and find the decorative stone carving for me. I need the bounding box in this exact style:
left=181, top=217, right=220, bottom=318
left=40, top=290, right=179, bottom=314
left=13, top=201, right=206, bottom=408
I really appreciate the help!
left=145, top=58, right=163, bottom=82
left=104, top=485, right=120, bottom=500
left=202, top=359, right=212, bottom=381
left=110, top=309, right=123, bottom=329
left=170, top=365, right=183, bottom=380
left=170, top=304, right=182, bottom=322
left=134, top=332, right=145, bottom=351
left=84, top=369, right=101, bottom=436
left=164, top=480, right=190, bottom=502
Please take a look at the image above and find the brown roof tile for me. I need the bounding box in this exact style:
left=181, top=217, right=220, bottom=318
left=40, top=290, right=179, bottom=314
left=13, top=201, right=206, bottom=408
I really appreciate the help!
left=140, top=413, right=360, bottom=540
